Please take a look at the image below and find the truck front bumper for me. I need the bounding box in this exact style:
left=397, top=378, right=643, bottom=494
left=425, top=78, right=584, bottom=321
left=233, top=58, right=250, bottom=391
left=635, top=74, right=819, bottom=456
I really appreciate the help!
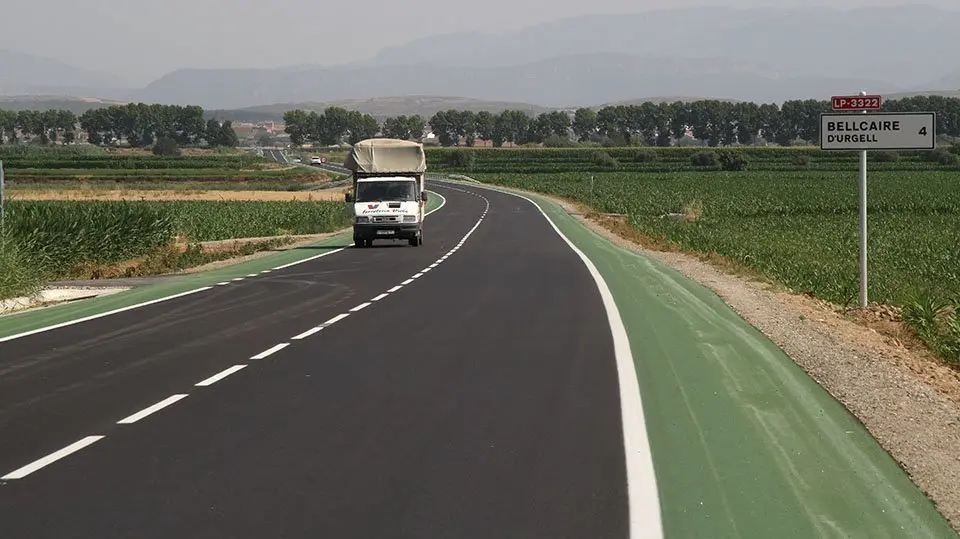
left=353, top=223, right=420, bottom=240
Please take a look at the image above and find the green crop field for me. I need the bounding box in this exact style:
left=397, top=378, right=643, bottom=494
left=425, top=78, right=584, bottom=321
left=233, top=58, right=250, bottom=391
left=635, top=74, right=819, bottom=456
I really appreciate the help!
left=455, top=149, right=960, bottom=364
left=425, top=146, right=960, bottom=173
left=0, top=200, right=352, bottom=296
left=0, top=145, right=324, bottom=183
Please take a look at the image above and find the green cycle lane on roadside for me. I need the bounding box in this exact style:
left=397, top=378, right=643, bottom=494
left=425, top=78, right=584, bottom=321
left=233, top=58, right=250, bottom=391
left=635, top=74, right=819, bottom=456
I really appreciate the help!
left=0, top=191, right=445, bottom=340
left=457, top=180, right=957, bottom=539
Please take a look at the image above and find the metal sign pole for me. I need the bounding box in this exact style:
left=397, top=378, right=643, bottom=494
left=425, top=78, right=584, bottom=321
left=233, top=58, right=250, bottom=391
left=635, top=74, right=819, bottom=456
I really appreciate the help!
left=858, top=90, right=868, bottom=308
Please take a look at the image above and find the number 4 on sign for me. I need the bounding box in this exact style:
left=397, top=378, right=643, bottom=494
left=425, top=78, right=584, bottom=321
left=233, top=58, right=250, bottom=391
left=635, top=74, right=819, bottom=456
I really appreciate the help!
left=919, top=127, right=927, bottom=136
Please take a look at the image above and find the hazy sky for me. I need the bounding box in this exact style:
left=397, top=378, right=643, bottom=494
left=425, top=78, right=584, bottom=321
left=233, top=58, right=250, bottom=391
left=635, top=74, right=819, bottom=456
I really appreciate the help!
left=2, top=0, right=954, bottom=85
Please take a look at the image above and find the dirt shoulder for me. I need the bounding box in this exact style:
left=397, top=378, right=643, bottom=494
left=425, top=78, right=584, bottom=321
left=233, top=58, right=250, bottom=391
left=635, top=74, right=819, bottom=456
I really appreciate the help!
left=10, top=188, right=348, bottom=202
left=500, top=184, right=960, bottom=531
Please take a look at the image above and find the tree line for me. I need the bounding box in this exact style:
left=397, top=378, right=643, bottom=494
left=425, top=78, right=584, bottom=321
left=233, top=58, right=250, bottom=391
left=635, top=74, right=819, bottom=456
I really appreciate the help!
left=283, top=95, right=960, bottom=148
left=0, top=103, right=240, bottom=148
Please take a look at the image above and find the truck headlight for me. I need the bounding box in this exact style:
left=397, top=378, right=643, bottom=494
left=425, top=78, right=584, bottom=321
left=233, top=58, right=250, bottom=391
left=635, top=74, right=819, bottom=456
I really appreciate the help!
left=403, top=215, right=417, bottom=223
left=356, top=216, right=370, bottom=223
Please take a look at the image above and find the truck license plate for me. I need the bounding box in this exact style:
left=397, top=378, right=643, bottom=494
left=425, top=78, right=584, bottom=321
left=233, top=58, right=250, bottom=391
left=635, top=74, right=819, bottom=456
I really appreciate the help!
left=377, top=230, right=393, bottom=235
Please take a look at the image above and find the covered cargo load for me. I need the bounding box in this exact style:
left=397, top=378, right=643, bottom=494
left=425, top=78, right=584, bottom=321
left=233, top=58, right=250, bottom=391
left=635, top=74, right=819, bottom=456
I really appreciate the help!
left=343, top=138, right=426, bottom=174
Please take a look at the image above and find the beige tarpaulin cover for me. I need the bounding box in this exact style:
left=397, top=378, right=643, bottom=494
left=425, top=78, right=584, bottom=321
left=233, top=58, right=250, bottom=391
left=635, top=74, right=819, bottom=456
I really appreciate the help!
left=343, top=138, right=427, bottom=173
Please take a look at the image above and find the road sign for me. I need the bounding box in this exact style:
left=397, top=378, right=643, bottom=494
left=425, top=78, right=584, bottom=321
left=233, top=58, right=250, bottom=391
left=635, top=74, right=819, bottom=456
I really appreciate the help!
left=820, top=112, right=936, bottom=151
left=832, top=94, right=882, bottom=110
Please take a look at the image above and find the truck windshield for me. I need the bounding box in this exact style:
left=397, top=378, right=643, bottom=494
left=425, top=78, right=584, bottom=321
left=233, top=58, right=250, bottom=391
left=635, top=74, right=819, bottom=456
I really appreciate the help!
left=355, top=181, right=417, bottom=202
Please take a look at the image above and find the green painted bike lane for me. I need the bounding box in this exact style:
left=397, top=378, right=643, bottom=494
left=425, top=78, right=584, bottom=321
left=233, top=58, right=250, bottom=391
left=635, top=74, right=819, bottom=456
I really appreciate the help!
left=0, top=191, right=445, bottom=340
left=464, top=181, right=957, bottom=538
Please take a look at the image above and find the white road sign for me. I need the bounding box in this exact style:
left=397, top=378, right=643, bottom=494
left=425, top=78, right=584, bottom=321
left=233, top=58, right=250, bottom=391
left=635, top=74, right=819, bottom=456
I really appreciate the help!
left=820, top=112, right=935, bottom=150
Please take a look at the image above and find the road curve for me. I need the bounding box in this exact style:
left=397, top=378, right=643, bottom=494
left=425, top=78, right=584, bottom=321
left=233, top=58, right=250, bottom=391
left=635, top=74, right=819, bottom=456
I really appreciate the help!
left=0, top=181, right=639, bottom=537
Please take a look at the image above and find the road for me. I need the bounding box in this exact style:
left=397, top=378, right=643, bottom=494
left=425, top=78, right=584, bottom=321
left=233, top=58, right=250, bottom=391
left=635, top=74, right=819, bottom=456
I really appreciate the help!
left=262, top=148, right=287, bottom=163
left=0, top=178, right=956, bottom=538
left=0, top=181, right=642, bottom=538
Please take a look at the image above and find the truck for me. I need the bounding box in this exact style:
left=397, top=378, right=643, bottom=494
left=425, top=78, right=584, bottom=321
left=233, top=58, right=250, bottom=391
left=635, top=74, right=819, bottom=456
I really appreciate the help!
left=343, top=138, right=429, bottom=247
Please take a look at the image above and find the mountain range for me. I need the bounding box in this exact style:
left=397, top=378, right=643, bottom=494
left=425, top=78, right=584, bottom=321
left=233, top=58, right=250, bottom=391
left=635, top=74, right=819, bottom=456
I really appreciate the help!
left=2, top=5, right=960, bottom=114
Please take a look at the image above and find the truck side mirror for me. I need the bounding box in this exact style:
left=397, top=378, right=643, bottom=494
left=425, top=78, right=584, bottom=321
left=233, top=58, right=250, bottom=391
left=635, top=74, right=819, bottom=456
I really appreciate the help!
left=421, top=191, right=428, bottom=202
left=344, top=192, right=353, bottom=202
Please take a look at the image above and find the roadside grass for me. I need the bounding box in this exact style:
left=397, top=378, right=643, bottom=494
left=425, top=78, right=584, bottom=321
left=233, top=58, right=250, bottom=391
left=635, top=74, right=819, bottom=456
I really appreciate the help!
left=78, top=237, right=299, bottom=280
left=467, top=170, right=960, bottom=367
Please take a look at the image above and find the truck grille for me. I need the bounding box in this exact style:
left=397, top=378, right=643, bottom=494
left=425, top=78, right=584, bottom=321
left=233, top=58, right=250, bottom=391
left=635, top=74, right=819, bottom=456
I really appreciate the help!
left=371, top=216, right=400, bottom=223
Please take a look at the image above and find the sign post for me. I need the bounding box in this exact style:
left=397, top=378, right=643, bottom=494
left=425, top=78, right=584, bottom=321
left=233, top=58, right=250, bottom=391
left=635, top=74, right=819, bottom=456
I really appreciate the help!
left=822, top=93, right=936, bottom=308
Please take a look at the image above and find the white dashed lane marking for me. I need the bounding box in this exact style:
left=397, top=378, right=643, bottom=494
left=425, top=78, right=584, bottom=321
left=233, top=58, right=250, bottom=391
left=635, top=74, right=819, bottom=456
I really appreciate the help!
left=349, top=302, right=371, bottom=312
left=251, top=343, right=289, bottom=360
left=1, top=436, right=105, bottom=480
left=117, top=394, right=189, bottom=425
left=195, top=365, right=247, bottom=387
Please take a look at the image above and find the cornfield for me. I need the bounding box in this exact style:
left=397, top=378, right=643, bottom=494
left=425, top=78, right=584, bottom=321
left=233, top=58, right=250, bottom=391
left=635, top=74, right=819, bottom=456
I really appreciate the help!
left=426, top=146, right=960, bottom=173
left=3, top=200, right=352, bottom=279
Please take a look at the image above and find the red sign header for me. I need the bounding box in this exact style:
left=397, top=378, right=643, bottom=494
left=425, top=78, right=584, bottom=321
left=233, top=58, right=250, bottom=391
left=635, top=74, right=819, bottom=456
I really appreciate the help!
left=832, top=95, right=882, bottom=111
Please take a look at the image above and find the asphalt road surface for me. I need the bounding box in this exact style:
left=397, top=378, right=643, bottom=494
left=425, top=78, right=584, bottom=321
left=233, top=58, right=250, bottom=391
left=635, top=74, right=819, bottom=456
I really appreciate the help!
left=262, top=148, right=286, bottom=163
left=0, top=181, right=638, bottom=538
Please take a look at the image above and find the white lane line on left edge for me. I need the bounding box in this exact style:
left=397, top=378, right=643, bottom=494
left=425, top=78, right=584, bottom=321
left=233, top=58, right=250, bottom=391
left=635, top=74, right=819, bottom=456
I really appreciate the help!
left=1, top=436, right=106, bottom=480
left=371, top=293, right=389, bottom=302
left=117, top=394, right=189, bottom=424
left=350, top=302, right=371, bottom=312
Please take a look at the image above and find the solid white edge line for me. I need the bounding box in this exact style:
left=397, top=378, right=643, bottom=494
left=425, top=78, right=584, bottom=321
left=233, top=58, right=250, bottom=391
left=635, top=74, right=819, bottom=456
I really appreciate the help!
left=371, top=293, right=389, bottom=302
left=117, top=394, right=189, bottom=424
left=232, top=278, right=244, bottom=281
left=291, top=326, right=323, bottom=340
left=0, top=287, right=213, bottom=344
left=1, top=436, right=106, bottom=480
left=434, top=178, right=663, bottom=539
left=216, top=282, right=230, bottom=286
left=271, top=246, right=347, bottom=271
left=251, top=342, right=289, bottom=360
left=323, top=313, right=350, bottom=326
left=246, top=274, right=258, bottom=277
left=387, top=285, right=403, bottom=293
left=401, top=278, right=414, bottom=285
left=349, top=302, right=371, bottom=312
left=195, top=365, right=248, bottom=386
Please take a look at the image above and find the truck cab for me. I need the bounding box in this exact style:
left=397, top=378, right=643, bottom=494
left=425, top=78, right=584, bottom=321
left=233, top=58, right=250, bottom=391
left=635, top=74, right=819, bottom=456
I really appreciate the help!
left=347, top=176, right=427, bottom=247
